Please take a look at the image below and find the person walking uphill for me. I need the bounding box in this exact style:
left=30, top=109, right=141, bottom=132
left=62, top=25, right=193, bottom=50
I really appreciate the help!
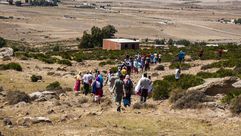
left=111, top=75, right=125, bottom=112
left=74, top=72, right=82, bottom=94
left=82, top=72, right=90, bottom=95
left=136, top=73, right=151, bottom=103
left=123, top=75, right=133, bottom=107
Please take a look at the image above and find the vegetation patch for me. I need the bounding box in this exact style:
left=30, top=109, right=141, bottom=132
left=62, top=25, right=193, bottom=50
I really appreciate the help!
left=169, top=89, right=207, bottom=109
left=197, top=68, right=237, bottom=79
left=31, top=75, right=43, bottom=82
left=230, top=95, right=241, bottom=115
left=133, top=103, right=157, bottom=110
left=169, top=62, right=191, bottom=70
left=152, top=80, right=171, bottom=100
left=221, top=90, right=241, bottom=104
left=46, top=81, right=62, bottom=90
left=0, top=62, right=22, bottom=71
left=57, top=59, right=72, bottom=66
left=6, top=91, right=31, bottom=105
left=99, top=60, right=116, bottom=67
left=0, top=37, right=6, bottom=48
left=152, top=74, right=204, bottom=100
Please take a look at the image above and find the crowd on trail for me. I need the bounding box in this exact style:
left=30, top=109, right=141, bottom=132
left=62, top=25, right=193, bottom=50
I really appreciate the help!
left=73, top=48, right=225, bottom=112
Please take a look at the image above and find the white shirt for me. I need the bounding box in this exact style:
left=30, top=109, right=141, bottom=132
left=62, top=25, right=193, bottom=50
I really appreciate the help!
left=82, top=74, right=89, bottom=84
left=87, top=74, right=93, bottom=81
left=175, top=69, right=180, bottom=79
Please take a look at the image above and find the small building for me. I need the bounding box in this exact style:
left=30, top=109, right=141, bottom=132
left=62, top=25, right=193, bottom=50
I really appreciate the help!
left=103, top=39, right=139, bottom=50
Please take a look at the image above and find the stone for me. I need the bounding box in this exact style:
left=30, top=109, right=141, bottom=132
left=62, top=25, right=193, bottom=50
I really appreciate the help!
left=187, top=77, right=239, bottom=96
left=21, top=117, right=52, bottom=125
left=232, top=80, right=241, bottom=88
left=3, top=118, right=12, bottom=126
left=0, top=47, right=13, bottom=59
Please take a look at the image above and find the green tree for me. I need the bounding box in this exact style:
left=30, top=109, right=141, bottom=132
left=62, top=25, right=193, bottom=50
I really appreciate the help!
left=167, top=39, right=174, bottom=45
left=102, top=25, right=117, bottom=39
left=91, top=26, right=103, bottom=47
left=79, top=31, right=93, bottom=48
left=155, top=39, right=165, bottom=45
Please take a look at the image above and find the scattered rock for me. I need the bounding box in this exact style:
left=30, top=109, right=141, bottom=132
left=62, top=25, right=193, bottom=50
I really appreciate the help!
left=0, top=47, right=13, bottom=59
left=232, top=80, right=241, bottom=88
left=21, top=117, right=52, bottom=125
left=29, top=91, right=59, bottom=101
left=188, top=77, right=239, bottom=96
left=3, top=118, right=12, bottom=126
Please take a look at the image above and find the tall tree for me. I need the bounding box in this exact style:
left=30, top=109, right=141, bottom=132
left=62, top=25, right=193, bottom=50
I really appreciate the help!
left=91, top=26, right=103, bottom=47
left=102, top=25, right=117, bottom=39
left=79, top=31, right=93, bottom=48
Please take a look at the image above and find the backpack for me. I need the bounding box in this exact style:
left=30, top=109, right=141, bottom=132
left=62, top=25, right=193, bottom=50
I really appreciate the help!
left=125, top=80, right=133, bottom=94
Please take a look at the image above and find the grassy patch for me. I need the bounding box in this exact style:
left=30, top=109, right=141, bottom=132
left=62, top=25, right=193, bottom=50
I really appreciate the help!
left=0, top=62, right=22, bottom=71
left=99, top=60, right=116, bottom=67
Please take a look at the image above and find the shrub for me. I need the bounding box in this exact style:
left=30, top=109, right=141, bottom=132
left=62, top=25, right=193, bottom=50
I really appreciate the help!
left=230, top=95, right=241, bottom=115
left=133, top=103, right=157, bottom=109
left=163, top=74, right=204, bottom=89
left=154, top=65, right=165, bottom=71
left=176, top=39, right=191, bottom=46
left=46, top=81, right=62, bottom=90
left=201, top=60, right=237, bottom=70
left=221, top=90, right=241, bottom=104
left=57, top=59, right=72, bottom=66
left=0, top=62, right=22, bottom=71
left=6, top=91, right=31, bottom=105
left=31, top=75, right=42, bottom=82
left=0, top=37, right=6, bottom=48
left=196, top=71, right=216, bottom=79
left=216, top=68, right=237, bottom=77
left=152, top=80, right=171, bottom=100
left=170, top=90, right=206, bottom=109
left=169, top=62, right=191, bottom=70
left=99, top=60, right=116, bottom=67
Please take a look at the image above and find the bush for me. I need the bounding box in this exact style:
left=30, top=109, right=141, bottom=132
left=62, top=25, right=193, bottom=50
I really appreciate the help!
left=176, top=39, right=191, bottom=46
left=169, top=62, right=191, bottom=70
left=99, top=60, right=116, bottom=67
left=31, top=75, right=42, bottom=82
left=46, top=81, right=62, bottom=90
left=230, top=95, right=241, bottom=115
left=221, top=90, right=241, bottom=104
left=170, top=90, right=206, bottom=109
left=216, top=68, right=237, bottom=77
left=154, top=65, right=165, bottom=71
left=201, top=60, right=238, bottom=70
left=0, top=62, right=22, bottom=71
left=133, top=103, right=157, bottom=109
left=196, top=71, right=216, bottom=79
left=163, top=74, right=204, bottom=89
left=57, top=59, right=72, bottom=66
left=6, top=91, right=31, bottom=105
left=0, top=37, right=6, bottom=48
left=152, top=80, right=171, bottom=100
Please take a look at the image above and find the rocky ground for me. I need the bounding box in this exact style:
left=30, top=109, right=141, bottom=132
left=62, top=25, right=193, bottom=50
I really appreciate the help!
left=0, top=56, right=241, bottom=136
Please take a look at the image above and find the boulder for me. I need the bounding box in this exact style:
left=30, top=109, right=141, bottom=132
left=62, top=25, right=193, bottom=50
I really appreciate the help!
left=188, top=77, right=239, bottom=96
left=232, top=80, right=241, bottom=88
left=29, top=91, right=58, bottom=101
left=19, top=117, right=52, bottom=126
left=0, top=47, right=13, bottom=59
left=154, top=65, right=165, bottom=71
left=3, top=118, right=12, bottom=126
